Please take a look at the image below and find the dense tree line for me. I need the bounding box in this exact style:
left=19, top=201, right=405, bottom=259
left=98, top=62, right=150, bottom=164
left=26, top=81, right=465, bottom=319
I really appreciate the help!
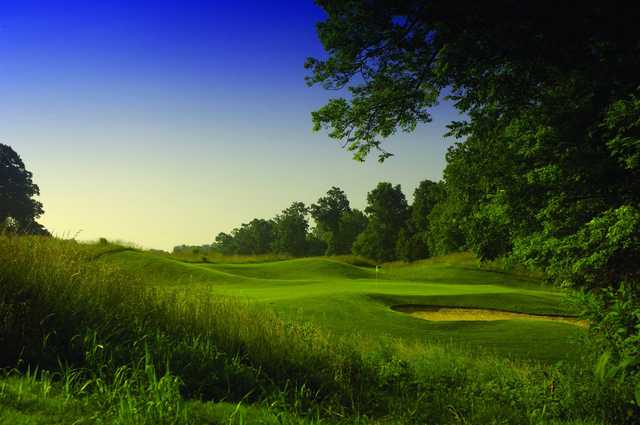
left=306, top=1, right=640, bottom=418
left=209, top=182, right=446, bottom=261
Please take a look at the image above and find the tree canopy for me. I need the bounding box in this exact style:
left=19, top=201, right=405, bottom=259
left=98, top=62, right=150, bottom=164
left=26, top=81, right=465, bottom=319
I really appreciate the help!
left=309, top=186, right=368, bottom=255
left=353, top=182, right=409, bottom=261
left=307, top=1, right=640, bottom=160
left=271, top=202, right=311, bottom=257
left=401, top=179, right=445, bottom=260
left=307, top=0, right=640, bottom=283
left=310, top=186, right=351, bottom=254
left=307, top=0, right=640, bottom=391
left=0, top=144, right=48, bottom=235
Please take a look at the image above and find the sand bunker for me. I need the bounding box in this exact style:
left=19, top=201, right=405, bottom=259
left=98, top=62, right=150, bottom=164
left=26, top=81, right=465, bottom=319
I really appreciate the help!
left=393, top=305, right=587, bottom=327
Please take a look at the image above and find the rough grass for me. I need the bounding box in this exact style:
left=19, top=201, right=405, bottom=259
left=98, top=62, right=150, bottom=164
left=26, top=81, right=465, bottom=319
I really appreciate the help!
left=0, top=236, right=626, bottom=424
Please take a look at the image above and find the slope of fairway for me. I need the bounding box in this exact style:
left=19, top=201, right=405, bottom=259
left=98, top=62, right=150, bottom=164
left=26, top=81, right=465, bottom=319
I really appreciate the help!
left=203, top=257, right=375, bottom=280
left=99, top=250, right=250, bottom=285
left=381, top=253, right=547, bottom=289
left=102, top=252, right=375, bottom=284
left=99, top=250, right=584, bottom=361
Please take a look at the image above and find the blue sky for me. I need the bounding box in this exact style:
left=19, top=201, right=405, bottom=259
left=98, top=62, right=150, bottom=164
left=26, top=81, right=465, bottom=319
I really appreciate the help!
left=1, top=1, right=461, bottom=250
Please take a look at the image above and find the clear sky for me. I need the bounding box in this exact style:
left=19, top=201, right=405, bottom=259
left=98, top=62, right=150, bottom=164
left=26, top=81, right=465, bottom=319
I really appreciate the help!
left=1, top=0, right=461, bottom=250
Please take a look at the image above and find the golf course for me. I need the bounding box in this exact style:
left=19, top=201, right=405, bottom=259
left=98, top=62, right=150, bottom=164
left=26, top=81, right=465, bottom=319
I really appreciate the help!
left=1, top=237, right=610, bottom=425
left=2, top=1, right=639, bottom=423
left=105, top=250, right=584, bottom=362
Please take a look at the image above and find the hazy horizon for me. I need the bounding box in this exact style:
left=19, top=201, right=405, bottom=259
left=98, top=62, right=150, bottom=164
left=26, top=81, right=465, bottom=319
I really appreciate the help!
left=2, top=0, right=461, bottom=250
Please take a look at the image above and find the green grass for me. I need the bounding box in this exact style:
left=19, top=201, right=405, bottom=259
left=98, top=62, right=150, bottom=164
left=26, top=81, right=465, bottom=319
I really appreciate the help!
left=0, top=367, right=330, bottom=425
left=0, top=236, right=628, bottom=424
left=103, top=250, right=582, bottom=362
left=165, top=249, right=293, bottom=264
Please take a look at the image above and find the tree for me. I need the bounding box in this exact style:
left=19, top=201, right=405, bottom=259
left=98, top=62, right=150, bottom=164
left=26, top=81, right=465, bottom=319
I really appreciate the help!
left=402, top=179, right=446, bottom=259
left=307, top=2, right=640, bottom=409
left=307, top=0, right=640, bottom=286
left=0, top=144, right=48, bottom=235
left=395, top=227, right=426, bottom=262
left=307, top=2, right=640, bottom=160
left=272, top=202, right=310, bottom=257
left=233, top=219, right=275, bottom=255
left=246, top=219, right=275, bottom=254
left=310, top=186, right=352, bottom=254
left=305, top=231, right=328, bottom=256
left=213, top=219, right=275, bottom=256
left=335, top=208, right=368, bottom=254
left=214, top=232, right=236, bottom=255
left=352, top=224, right=386, bottom=262
left=411, top=180, right=445, bottom=235
left=465, top=192, right=513, bottom=261
left=352, top=182, right=408, bottom=261
left=425, top=195, right=466, bottom=257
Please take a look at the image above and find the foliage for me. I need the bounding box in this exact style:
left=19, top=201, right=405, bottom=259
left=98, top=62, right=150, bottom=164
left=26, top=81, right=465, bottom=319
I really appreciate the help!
left=306, top=0, right=640, bottom=272
left=208, top=189, right=366, bottom=259
left=410, top=180, right=445, bottom=235
left=335, top=208, right=367, bottom=255
left=191, top=180, right=451, bottom=264
left=465, top=191, right=513, bottom=261
left=572, top=286, right=640, bottom=422
left=310, top=186, right=359, bottom=255
left=308, top=1, right=640, bottom=402
left=352, top=182, right=408, bottom=261
left=307, top=2, right=639, bottom=166
left=396, top=179, right=446, bottom=261
left=425, top=195, right=466, bottom=257
left=271, top=202, right=310, bottom=257
left=214, top=232, right=237, bottom=255
left=394, top=228, right=425, bottom=262
left=212, top=219, right=275, bottom=256
left=351, top=223, right=385, bottom=263
left=0, top=143, right=49, bottom=235
left=236, top=219, right=276, bottom=255
left=362, top=183, right=409, bottom=240
left=514, top=206, right=640, bottom=291
left=309, top=187, right=350, bottom=237
left=307, top=0, right=640, bottom=270
left=304, top=231, right=327, bottom=256
left=603, top=90, right=640, bottom=172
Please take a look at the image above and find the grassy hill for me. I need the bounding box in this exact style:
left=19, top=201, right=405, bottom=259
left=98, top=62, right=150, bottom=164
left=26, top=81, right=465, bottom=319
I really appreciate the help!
left=0, top=236, right=614, bottom=424
left=103, top=249, right=582, bottom=362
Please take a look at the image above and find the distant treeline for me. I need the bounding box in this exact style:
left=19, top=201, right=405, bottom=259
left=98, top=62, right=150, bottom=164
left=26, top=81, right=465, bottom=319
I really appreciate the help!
left=174, top=181, right=454, bottom=263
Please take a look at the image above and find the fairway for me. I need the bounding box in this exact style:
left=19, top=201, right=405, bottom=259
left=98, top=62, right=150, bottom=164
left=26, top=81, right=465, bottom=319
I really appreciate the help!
left=105, top=251, right=585, bottom=362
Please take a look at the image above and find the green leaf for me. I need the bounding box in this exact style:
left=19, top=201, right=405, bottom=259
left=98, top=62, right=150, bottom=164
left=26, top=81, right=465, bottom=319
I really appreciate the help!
left=594, top=351, right=612, bottom=382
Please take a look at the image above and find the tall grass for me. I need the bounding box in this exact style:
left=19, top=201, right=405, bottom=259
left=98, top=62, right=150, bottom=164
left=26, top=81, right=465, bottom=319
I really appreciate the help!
left=0, top=235, right=627, bottom=423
